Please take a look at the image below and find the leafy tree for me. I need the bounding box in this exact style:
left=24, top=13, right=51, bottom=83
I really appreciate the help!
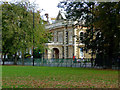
left=93, top=2, right=120, bottom=68
left=2, top=1, right=51, bottom=65
left=0, top=3, right=2, bottom=58
left=2, top=1, right=34, bottom=64
left=58, top=1, right=120, bottom=68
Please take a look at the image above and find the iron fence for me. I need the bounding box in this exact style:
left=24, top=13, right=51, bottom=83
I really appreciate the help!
left=0, top=58, right=119, bottom=69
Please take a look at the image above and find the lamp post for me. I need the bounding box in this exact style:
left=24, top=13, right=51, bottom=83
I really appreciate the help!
left=33, top=8, right=35, bottom=66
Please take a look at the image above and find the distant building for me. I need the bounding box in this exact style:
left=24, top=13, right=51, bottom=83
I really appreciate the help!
left=45, top=11, right=92, bottom=59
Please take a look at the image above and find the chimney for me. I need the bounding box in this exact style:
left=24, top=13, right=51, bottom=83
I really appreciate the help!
left=45, top=13, right=49, bottom=23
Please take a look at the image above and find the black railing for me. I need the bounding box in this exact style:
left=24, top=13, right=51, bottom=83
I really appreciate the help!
left=1, top=58, right=119, bottom=69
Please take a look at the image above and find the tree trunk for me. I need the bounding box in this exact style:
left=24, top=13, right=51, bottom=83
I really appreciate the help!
left=107, top=56, right=112, bottom=69
left=14, top=53, right=17, bottom=65
left=22, top=51, right=24, bottom=65
left=2, top=54, right=6, bottom=65
left=107, top=40, right=114, bottom=69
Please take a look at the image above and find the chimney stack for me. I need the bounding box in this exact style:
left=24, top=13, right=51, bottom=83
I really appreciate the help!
left=45, top=13, right=49, bottom=23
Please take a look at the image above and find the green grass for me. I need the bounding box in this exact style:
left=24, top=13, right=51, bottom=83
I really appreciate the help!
left=2, top=66, right=119, bottom=88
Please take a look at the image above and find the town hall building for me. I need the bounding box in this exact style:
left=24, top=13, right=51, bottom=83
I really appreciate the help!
left=44, top=11, right=92, bottom=59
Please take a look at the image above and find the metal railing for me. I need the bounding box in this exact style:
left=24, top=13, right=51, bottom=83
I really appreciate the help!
left=0, top=58, right=119, bottom=69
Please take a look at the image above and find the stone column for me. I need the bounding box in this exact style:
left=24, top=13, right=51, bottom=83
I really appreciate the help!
left=64, top=27, right=67, bottom=58
left=74, top=28, right=77, bottom=56
left=59, top=47, right=62, bottom=59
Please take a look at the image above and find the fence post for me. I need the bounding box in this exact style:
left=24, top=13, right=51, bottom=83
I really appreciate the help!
left=48, top=59, right=50, bottom=66
left=57, top=59, right=59, bottom=67
left=61, top=59, right=62, bottom=67
left=79, top=61, right=81, bottom=67
left=42, top=57, right=43, bottom=66
left=66, top=59, right=67, bottom=67
left=39, top=58, right=40, bottom=66
left=70, top=59, right=72, bottom=67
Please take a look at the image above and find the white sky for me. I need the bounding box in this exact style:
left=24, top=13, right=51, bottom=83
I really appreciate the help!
left=30, top=0, right=61, bottom=18
left=3, top=0, right=62, bottom=18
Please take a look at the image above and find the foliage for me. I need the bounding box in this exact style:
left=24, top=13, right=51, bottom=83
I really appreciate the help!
left=33, top=48, right=42, bottom=58
left=2, top=1, right=31, bottom=54
left=2, top=1, right=34, bottom=64
left=93, top=2, right=120, bottom=55
left=24, top=53, right=31, bottom=58
left=58, top=1, right=120, bottom=68
left=2, top=1, right=51, bottom=64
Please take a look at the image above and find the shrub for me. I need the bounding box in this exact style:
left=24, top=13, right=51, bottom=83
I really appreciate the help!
left=24, top=53, right=31, bottom=58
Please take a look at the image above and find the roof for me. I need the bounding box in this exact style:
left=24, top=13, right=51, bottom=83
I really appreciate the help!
left=56, top=11, right=66, bottom=21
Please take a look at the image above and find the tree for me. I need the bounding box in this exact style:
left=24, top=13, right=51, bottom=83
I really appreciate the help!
left=58, top=0, right=120, bottom=68
left=0, top=3, right=2, bottom=60
left=93, top=2, right=120, bottom=68
left=2, top=1, right=51, bottom=65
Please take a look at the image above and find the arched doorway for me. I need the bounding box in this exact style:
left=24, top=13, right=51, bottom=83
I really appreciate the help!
left=52, top=48, right=59, bottom=59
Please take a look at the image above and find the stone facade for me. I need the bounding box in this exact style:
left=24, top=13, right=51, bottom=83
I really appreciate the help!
left=45, top=11, right=92, bottom=59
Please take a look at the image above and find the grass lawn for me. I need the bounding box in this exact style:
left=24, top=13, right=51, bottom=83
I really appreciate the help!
left=2, top=66, right=119, bottom=88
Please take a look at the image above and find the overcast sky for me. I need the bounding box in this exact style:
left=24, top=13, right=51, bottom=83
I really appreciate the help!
left=4, top=0, right=62, bottom=18
left=30, top=0, right=61, bottom=18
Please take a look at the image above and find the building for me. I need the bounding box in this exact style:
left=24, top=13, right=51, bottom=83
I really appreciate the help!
left=44, top=11, right=92, bottom=59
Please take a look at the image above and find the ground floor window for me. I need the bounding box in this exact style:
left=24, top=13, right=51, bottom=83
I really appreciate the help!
left=80, top=48, right=83, bottom=57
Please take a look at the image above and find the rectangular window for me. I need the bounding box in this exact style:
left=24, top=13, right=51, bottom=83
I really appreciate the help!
left=80, top=32, right=84, bottom=43
left=66, top=31, right=68, bottom=44
left=80, top=48, right=83, bottom=57
left=54, top=31, right=57, bottom=42
left=69, top=31, right=73, bottom=44
left=66, top=46, right=68, bottom=58
left=62, top=46, right=64, bottom=59
left=58, top=32, right=63, bottom=43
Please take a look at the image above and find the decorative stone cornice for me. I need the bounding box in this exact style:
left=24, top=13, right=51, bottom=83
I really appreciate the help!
left=45, top=21, right=77, bottom=30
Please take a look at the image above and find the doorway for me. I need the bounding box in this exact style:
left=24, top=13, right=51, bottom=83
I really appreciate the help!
left=52, top=48, right=59, bottom=59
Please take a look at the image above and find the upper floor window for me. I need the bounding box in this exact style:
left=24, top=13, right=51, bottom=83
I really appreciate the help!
left=54, top=31, right=57, bottom=42
left=58, top=31, right=63, bottom=43
left=69, top=31, right=73, bottom=44
left=66, top=31, right=68, bottom=44
left=80, top=32, right=84, bottom=43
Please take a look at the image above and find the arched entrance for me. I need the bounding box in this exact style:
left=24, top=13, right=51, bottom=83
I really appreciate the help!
left=52, top=48, right=59, bottom=59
